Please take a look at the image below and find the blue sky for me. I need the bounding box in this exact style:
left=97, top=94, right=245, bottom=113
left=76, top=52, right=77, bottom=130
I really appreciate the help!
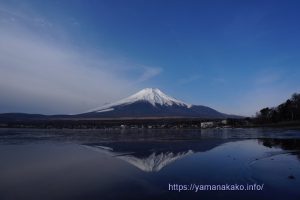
left=0, top=0, right=300, bottom=116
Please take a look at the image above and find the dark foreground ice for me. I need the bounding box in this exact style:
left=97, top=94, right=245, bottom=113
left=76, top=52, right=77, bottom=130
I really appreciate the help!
left=0, top=128, right=299, bottom=200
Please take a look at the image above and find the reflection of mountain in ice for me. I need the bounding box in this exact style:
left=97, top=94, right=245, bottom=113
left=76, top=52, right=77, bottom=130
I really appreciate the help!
left=85, top=145, right=194, bottom=172
left=84, top=140, right=231, bottom=172
left=118, top=151, right=194, bottom=172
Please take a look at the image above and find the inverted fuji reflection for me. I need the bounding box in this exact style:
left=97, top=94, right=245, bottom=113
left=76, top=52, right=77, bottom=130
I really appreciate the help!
left=85, top=144, right=194, bottom=172
left=83, top=139, right=230, bottom=172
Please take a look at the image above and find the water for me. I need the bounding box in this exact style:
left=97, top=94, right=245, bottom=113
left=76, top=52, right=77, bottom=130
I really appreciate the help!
left=0, top=128, right=300, bottom=200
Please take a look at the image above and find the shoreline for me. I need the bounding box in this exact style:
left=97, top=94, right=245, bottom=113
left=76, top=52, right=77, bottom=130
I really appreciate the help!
left=1, top=125, right=300, bottom=130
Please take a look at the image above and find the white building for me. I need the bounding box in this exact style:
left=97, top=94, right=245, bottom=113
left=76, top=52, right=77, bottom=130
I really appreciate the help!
left=221, top=119, right=228, bottom=125
left=200, top=122, right=215, bottom=129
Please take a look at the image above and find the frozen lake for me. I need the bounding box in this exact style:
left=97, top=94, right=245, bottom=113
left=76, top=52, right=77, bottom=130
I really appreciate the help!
left=0, top=128, right=299, bottom=200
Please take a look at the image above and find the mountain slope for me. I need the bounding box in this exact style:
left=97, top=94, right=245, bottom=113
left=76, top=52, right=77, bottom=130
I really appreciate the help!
left=79, top=88, right=236, bottom=119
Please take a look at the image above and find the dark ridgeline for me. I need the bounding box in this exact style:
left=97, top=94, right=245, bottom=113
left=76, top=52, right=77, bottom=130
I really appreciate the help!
left=254, top=93, right=300, bottom=124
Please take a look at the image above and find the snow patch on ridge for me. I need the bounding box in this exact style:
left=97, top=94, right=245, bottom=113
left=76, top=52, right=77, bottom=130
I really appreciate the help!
left=97, top=108, right=114, bottom=113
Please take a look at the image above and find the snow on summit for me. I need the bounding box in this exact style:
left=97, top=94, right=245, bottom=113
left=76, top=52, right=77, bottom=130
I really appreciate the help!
left=127, top=88, right=191, bottom=107
left=91, top=88, right=192, bottom=113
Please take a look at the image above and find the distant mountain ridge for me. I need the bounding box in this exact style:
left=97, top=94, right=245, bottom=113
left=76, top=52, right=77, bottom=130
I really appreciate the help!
left=0, top=88, right=241, bottom=119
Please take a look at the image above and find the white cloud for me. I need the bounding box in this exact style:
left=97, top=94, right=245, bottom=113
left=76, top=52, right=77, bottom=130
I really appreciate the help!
left=0, top=8, right=161, bottom=114
left=136, top=67, right=162, bottom=83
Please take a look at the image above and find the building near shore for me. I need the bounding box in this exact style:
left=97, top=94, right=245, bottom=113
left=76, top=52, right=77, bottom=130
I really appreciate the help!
left=200, top=122, right=216, bottom=128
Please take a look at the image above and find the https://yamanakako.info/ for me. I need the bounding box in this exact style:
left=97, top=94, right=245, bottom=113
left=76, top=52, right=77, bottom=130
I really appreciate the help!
left=168, top=183, right=264, bottom=192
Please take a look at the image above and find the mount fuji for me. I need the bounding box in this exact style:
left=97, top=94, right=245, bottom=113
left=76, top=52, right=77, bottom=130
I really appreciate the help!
left=78, top=88, right=237, bottom=119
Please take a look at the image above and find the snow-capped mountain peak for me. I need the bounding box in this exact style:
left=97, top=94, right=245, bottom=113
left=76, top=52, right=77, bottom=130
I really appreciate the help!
left=90, top=88, right=192, bottom=113
left=126, top=88, right=191, bottom=107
